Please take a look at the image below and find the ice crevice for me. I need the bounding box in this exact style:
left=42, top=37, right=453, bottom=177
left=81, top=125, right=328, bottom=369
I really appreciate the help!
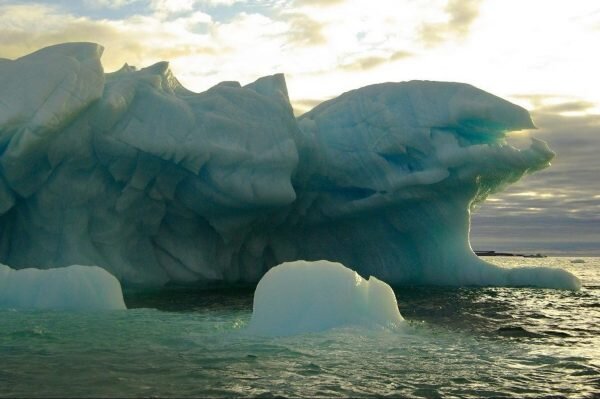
left=0, top=42, right=580, bottom=290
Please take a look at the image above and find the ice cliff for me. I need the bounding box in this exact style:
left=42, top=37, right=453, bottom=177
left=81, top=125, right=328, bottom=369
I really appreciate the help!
left=0, top=43, right=580, bottom=290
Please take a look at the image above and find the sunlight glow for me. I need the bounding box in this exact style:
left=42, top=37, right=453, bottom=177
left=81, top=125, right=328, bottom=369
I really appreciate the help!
left=508, top=192, right=565, bottom=199
left=0, top=0, right=598, bottom=111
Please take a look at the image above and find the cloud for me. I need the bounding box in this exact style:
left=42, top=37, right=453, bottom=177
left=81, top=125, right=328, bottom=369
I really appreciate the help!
left=0, top=5, right=116, bottom=60
left=536, top=100, right=596, bottom=114
left=84, top=0, right=143, bottom=9
left=512, top=94, right=599, bottom=115
left=471, top=108, right=600, bottom=254
left=86, top=0, right=244, bottom=15
left=152, top=0, right=249, bottom=14
left=151, top=0, right=196, bottom=15
left=571, top=7, right=600, bottom=31
left=269, top=0, right=427, bottom=83
left=201, top=0, right=247, bottom=5
left=445, top=0, right=481, bottom=35
left=339, top=51, right=413, bottom=71
left=291, top=98, right=328, bottom=115
left=470, top=217, right=600, bottom=255
left=283, top=12, right=326, bottom=46
left=0, top=4, right=218, bottom=71
left=420, top=0, right=483, bottom=46
left=294, top=0, right=345, bottom=6
left=340, top=56, right=388, bottom=71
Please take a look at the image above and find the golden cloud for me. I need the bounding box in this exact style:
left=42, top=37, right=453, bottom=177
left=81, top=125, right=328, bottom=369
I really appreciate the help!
left=419, top=0, right=482, bottom=46
left=339, top=51, right=413, bottom=71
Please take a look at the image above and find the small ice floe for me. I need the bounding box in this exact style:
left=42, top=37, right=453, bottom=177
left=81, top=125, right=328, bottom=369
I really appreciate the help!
left=246, top=260, right=403, bottom=336
left=0, top=264, right=126, bottom=310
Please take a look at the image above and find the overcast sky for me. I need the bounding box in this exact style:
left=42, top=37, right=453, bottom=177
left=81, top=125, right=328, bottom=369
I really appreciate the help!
left=1, top=0, right=599, bottom=254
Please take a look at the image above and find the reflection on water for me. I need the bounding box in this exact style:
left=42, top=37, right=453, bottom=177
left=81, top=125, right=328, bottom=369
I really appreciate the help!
left=1, top=257, right=598, bottom=397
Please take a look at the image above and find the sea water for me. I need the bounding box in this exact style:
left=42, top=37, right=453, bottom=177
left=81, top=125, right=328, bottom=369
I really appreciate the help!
left=1, top=257, right=598, bottom=398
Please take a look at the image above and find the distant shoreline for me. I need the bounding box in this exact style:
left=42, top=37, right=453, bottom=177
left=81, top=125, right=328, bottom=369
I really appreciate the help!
left=474, top=250, right=547, bottom=258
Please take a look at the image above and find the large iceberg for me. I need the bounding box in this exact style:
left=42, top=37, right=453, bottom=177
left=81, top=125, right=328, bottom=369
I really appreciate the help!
left=0, top=264, right=126, bottom=310
left=0, top=43, right=580, bottom=290
left=247, top=260, right=403, bottom=336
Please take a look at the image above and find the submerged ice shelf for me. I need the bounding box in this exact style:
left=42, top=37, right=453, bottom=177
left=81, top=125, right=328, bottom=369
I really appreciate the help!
left=247, top=260, right=404, bottom=336
left=0, top=42, right=581, bottom=290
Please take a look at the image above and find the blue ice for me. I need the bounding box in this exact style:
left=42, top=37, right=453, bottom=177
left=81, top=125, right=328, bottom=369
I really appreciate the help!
left=0, top=43, right=580, bottom=290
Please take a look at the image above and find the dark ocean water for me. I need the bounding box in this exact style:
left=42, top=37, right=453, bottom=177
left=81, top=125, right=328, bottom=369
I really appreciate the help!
left=1, top=257, right=598, bottom=398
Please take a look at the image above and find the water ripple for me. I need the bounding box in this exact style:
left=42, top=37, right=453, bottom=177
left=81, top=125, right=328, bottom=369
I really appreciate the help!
left=0, top=257, right=598, bottom=397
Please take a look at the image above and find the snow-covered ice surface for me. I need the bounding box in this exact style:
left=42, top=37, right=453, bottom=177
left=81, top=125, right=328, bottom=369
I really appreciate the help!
left=0, top=264, right=125, bottom=310
left=247, top=260, right=403, bottom=335
left=0, top=42, right=580, bottom=289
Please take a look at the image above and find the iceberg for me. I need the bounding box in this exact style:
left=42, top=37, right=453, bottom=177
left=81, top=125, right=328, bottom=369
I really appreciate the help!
left=0, top=264, right=126, bottom=310
left=247, top=260, right=403, bottom=335
left=0, top=42, right=580, bottom=290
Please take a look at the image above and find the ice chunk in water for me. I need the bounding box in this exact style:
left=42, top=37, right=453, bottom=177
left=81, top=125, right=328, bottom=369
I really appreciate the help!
left=0, top=264, right=126, bottom=310
left=247, top=260, right=403, bottom=335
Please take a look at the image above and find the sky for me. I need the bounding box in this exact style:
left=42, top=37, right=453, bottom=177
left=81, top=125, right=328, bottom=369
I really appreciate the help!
left=0, top=0, right=599, bottom=254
